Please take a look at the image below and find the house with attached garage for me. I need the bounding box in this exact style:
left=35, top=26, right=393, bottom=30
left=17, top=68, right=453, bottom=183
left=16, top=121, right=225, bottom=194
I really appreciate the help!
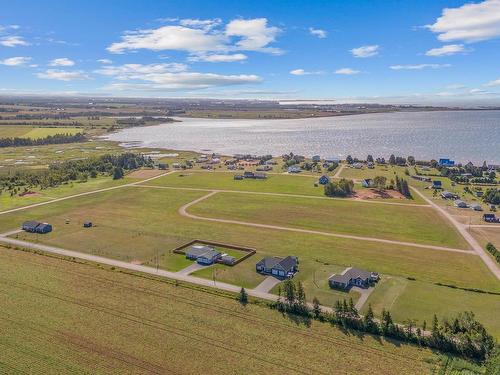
left=329, top=267, right=379, bottom=290
left=22, top=220, right=52, bottom=234
left=256, top=256, right=298, bottom=278
left=186, top=245, right=221, bottom=265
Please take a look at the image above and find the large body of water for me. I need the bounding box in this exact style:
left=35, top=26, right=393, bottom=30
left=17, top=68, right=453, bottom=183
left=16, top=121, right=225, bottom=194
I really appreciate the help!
left=105, top=110, right=500, bottom=164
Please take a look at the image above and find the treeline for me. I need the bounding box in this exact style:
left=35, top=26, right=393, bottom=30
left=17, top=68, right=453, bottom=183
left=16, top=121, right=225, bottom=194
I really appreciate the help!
left=0, top=152, right=153, bottom=195
left=324, top=178, right=354, bottom=197
left=486, top=243, right=500, bottom=264
left=483, top=189, right=500, bottom=205
left=395, top=175, right=411, bottom=197
left=0, top=133, right=86, bottom=148
left=115, top=117, right=174, bottom=126
left=265, top=280, right=496, bottom=362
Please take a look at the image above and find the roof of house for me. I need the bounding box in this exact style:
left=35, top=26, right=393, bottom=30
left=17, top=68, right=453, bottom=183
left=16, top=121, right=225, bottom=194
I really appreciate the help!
left=22, top=220, right=40, bottom=229
left=187, top=245, right=214, bottom=257
left=329, top=267, right=373, bottom=285
left=198, top=249, right=221, bottom=260
left=256, top=256, right=298, bottom=272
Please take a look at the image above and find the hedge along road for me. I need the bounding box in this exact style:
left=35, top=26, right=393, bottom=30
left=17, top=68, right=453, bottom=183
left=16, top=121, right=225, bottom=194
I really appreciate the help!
left=178, top=191, right=477, bottom=255
left=410, top=187, right=500, bottom=281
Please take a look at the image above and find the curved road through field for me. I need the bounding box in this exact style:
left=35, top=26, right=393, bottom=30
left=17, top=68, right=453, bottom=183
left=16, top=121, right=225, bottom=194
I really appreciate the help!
left=178, top=191, right=476, bottom=255
left=410, top=187, right=500, bottom=280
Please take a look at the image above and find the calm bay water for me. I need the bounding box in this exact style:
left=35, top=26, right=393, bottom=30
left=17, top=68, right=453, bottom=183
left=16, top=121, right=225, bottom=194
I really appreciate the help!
left=105, top=110, right=500, bottom=164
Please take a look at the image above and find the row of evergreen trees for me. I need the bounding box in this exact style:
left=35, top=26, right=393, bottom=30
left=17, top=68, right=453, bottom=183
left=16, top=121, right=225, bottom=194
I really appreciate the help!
left=486, top=243, right=500, bottom=264
left=250, top=280, right=496, bottom=362
left=0, top=132, right=86, bottom=148
left=395, top=175, right=412, bottom=198
left=0, top=152, right=153, bottom=195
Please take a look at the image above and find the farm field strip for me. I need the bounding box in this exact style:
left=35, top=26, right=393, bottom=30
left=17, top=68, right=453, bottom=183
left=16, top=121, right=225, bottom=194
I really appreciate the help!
left=0, top=170, right=174, bottom=216
left=134, top=183, right=430, bottom=207
left=179, top=191, right=474, bottom=254
left=0, top=248, right=440, bottom=374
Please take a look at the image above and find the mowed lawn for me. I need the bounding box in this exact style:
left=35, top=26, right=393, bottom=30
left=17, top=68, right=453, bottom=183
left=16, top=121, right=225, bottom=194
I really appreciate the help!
left=0, top=248, right=443, bottom=374
left=144, top=170, right=326, bottom=196
left=2, top=186, right=498, bottom=323
left=188, top=192, right=468, bottom=249
left=363, top=277, right=500, bottom=339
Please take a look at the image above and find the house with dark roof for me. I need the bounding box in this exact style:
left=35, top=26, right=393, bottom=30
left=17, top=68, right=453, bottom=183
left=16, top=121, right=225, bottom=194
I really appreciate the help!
left=328, top=267, right=379, bottom=289
left=441, top=191, right=457, bottom=199
left=186, top=245, right=221, bottom=265
left=483, top=214, right=499, bottom=223
left=432, top=180, right=443, bottom=189
left=256, top=256, right=298, bottom=278
left=454, top=199, right=468, bottom=208
left=22, top=220, right=52, bottom=234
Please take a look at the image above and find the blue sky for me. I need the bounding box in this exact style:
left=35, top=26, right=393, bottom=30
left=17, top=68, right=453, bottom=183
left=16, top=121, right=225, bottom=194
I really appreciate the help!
left=1, top=0, right=499, bottom=104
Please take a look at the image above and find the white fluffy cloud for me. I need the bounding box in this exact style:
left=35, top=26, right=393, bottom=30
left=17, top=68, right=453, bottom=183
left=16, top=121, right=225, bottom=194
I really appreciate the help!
left=484, top=78, right=500, bottom=87
left=350, top=45, right=379, bottom=58
left=0, top=56, right=31, bottom=66
left=225, top=18, right=282, bottom=54
left=425, top=44, right=465, bottom=56
left=108, top=25, right=225, bottom=54
left=188, top=53, right=247, bottom=63
left=390, top=64, right=451, bottom=70
left=289, top=69, right=322, bottom=76
left=108, top=18, right=282, bottom=58
left=0, top=36, right=29, bottom=47
left=97, top=59, right=113, bottom=64
left=49, top=58, right=75, bottom=67
left=309, top=27, right=327, bottom=38
left=96, top=62, right=261, bottom=90
left=427, top=0, right=500, bottom=43
left=37, top=69, right=89, bottom=81
left=335, top=68, right=360, bottom=75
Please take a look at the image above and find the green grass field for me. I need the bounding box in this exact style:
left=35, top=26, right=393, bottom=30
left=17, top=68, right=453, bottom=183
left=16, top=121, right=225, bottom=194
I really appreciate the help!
left=0, top=176, right=131, bottom=211
left=145, top=170, right=325, bottom=196
left=363, top=277, right=500, bottom=339
left=0, top=125, right=81, bottom=139
left=339, top=164, right=409, bottom=180
left=0, top=140, right=122, bottom=169
left=0, top=247, right=446, bottom=374
left=2, top=186, right=498, bottom=333
left=188, top=192, right=468, bottom=248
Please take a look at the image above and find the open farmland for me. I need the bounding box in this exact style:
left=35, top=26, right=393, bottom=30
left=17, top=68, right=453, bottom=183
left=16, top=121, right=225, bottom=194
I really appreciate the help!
left=2, top=185, right=499, bottom=332
left=0, top=247, right=445, bottom=374
left=187, top=191, right=468, bottom=248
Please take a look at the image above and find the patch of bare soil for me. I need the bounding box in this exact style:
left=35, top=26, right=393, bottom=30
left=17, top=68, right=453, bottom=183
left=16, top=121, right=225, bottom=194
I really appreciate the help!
left=353, top=189, right=406, bottom=200
left=19, top=191, right=42, bottom=197
left=127, top=169, right=164, bottom=179
left=130, top=259, right=143, bottom=265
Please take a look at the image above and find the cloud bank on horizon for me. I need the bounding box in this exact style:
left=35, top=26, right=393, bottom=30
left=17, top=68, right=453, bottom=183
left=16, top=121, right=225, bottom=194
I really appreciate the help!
left=0, top=0, right=499, bottom=104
